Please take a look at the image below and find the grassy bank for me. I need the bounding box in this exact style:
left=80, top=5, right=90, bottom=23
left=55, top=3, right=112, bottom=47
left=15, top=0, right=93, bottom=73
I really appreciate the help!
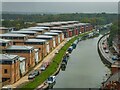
left=20, top=31, right=92, bottom=89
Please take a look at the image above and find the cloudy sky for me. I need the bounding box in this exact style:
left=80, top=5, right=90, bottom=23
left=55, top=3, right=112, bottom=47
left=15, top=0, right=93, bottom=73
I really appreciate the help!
left=1, top=0, right=119, bottom=13
left=2, top=0, right=119, bottom=2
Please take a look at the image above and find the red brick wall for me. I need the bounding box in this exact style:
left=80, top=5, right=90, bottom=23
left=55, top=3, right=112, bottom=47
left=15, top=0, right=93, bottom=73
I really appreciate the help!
left=5, top=52, right=35, bottom=72
left=24, top=43, right=47, bottom=60
left=1, top=60, right=20, bottom=84
left=111, top=67, right=120, bottom=74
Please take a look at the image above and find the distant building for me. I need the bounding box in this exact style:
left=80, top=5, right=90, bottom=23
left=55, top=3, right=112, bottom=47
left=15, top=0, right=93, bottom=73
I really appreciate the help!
left=36, top=35, right=54, bottom=51
left=44, top=32, right=59, bottom=46
left=0, top=27, right=11, bottom=34
left=50, top=27, right=69, bottom=38
left=111, top=61, right=120, bottom=74
left=10, top=30, right=38, bottom=39
left=50, top=30, right=64, bottom=42
left=20, top=28, right=45, bottom=35
left=0, top=33, right=29, bottom=45
left=0, top=39, right=13, bottom=49
left=29, top=26, right=50, bottom=32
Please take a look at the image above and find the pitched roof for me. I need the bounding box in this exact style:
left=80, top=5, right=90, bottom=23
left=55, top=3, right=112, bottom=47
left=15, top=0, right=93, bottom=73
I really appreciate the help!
left=20, top=28, right=44, bottom=31
left=0, top=54, right=18, bottom=60
left=25, top=39, right=46, bottom=43
left=44, top=32, right=59, bottom=36
left=0, top=33, right=28, bottom=37
left=29, top=26, right=50, bottom=29
left=6, top=45, right=34, bottom=50
left=0, top=39, right=11, bottom=43
left=36, top=35, right=53, bottom=39
left=19, top=57, right=26, bottom=61
left=10, top=30, right=37, bottom=34
left=50, top=30, right=62, bottom=33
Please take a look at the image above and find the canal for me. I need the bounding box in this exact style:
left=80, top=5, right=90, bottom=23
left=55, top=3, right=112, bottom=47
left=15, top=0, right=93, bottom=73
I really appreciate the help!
left=53, top=35, right=110, bottom=88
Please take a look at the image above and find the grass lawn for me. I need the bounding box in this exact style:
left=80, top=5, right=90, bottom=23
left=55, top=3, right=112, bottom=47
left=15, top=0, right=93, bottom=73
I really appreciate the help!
left=20, top=31, right=92, bottom=89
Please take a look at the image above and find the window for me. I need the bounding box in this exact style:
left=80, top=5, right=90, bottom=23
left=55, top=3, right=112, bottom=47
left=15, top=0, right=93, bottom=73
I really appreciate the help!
left=13, top=42, right=16, bottom=45
left=2, top=78, right=10, bottom=82
left=4, top=69, right=8, bottom=74
left=1, top=43, right=6, bottom=46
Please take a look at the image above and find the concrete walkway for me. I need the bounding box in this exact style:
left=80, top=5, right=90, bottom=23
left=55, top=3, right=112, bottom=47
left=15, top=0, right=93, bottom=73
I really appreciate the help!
left=10, top=39, right=67, bottom=88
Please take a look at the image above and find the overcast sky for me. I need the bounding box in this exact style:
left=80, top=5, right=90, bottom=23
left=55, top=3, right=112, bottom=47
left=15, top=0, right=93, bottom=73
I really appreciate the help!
left=2, top=1, right=119, bottom=13
left=2, top=0, right=119, bottom=2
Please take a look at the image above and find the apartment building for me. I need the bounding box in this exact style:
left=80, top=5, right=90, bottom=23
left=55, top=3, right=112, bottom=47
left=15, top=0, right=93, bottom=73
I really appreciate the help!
left=0, top=33, right=28, bottom=45
left=36, top=35, right=54, bottom=51
left=43, top=32, right=59, bottom=46
left=24, top=39, right=49, bottom=61
left=0, top=54, right=20, bottom=85
left=0, top=39, right=13, bottom=49
left=3, top=45, right=35, bottom=72
left=50, top=30, right=64, bottom=43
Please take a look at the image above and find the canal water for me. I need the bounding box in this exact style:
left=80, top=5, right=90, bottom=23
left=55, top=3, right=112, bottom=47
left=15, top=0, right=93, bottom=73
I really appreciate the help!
left=53, top=35, right=110, bottom=88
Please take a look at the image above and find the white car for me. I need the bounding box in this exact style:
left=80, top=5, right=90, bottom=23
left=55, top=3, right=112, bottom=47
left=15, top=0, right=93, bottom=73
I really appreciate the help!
left=40, top=65, right=46, bottom=71
left=105, top=50, right=109, bottom=53
left=47, top=76, right=56, bottom=84
left=2, top=85, right=12, bottom=90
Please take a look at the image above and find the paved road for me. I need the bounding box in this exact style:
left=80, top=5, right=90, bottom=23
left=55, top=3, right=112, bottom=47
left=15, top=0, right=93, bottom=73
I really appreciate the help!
left=99, top=35, right=120, bottom=86
left=99, top=35, right=114, bottom=64
left=10, top=39, right=67, bottom=88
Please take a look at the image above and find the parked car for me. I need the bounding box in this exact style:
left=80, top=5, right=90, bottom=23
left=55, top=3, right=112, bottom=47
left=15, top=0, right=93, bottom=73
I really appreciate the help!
left=40, top=65, right=46, bottom=71
left=105, top=49, right=109, bottom=53
left=2, top=85, right=12, bottom=90
left=47, top=76, right=56, bottom=84
left=112, top=55, right=118, bottom=60
left=102, top=42, right=104, bottom=44
left=28, top=70, right=39, bottom=80
left=103, top=45, right=107, bottom=50
left=42, top=62, right=50, bottom=68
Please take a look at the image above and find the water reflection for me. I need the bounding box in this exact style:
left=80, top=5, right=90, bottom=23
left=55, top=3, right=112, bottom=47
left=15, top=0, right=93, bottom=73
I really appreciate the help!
left=53, top=35, right=110, bottom=88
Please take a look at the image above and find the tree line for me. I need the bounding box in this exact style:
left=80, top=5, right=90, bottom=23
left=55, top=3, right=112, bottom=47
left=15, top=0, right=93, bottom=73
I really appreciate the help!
left=2, top=13, right=118, bottom=29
